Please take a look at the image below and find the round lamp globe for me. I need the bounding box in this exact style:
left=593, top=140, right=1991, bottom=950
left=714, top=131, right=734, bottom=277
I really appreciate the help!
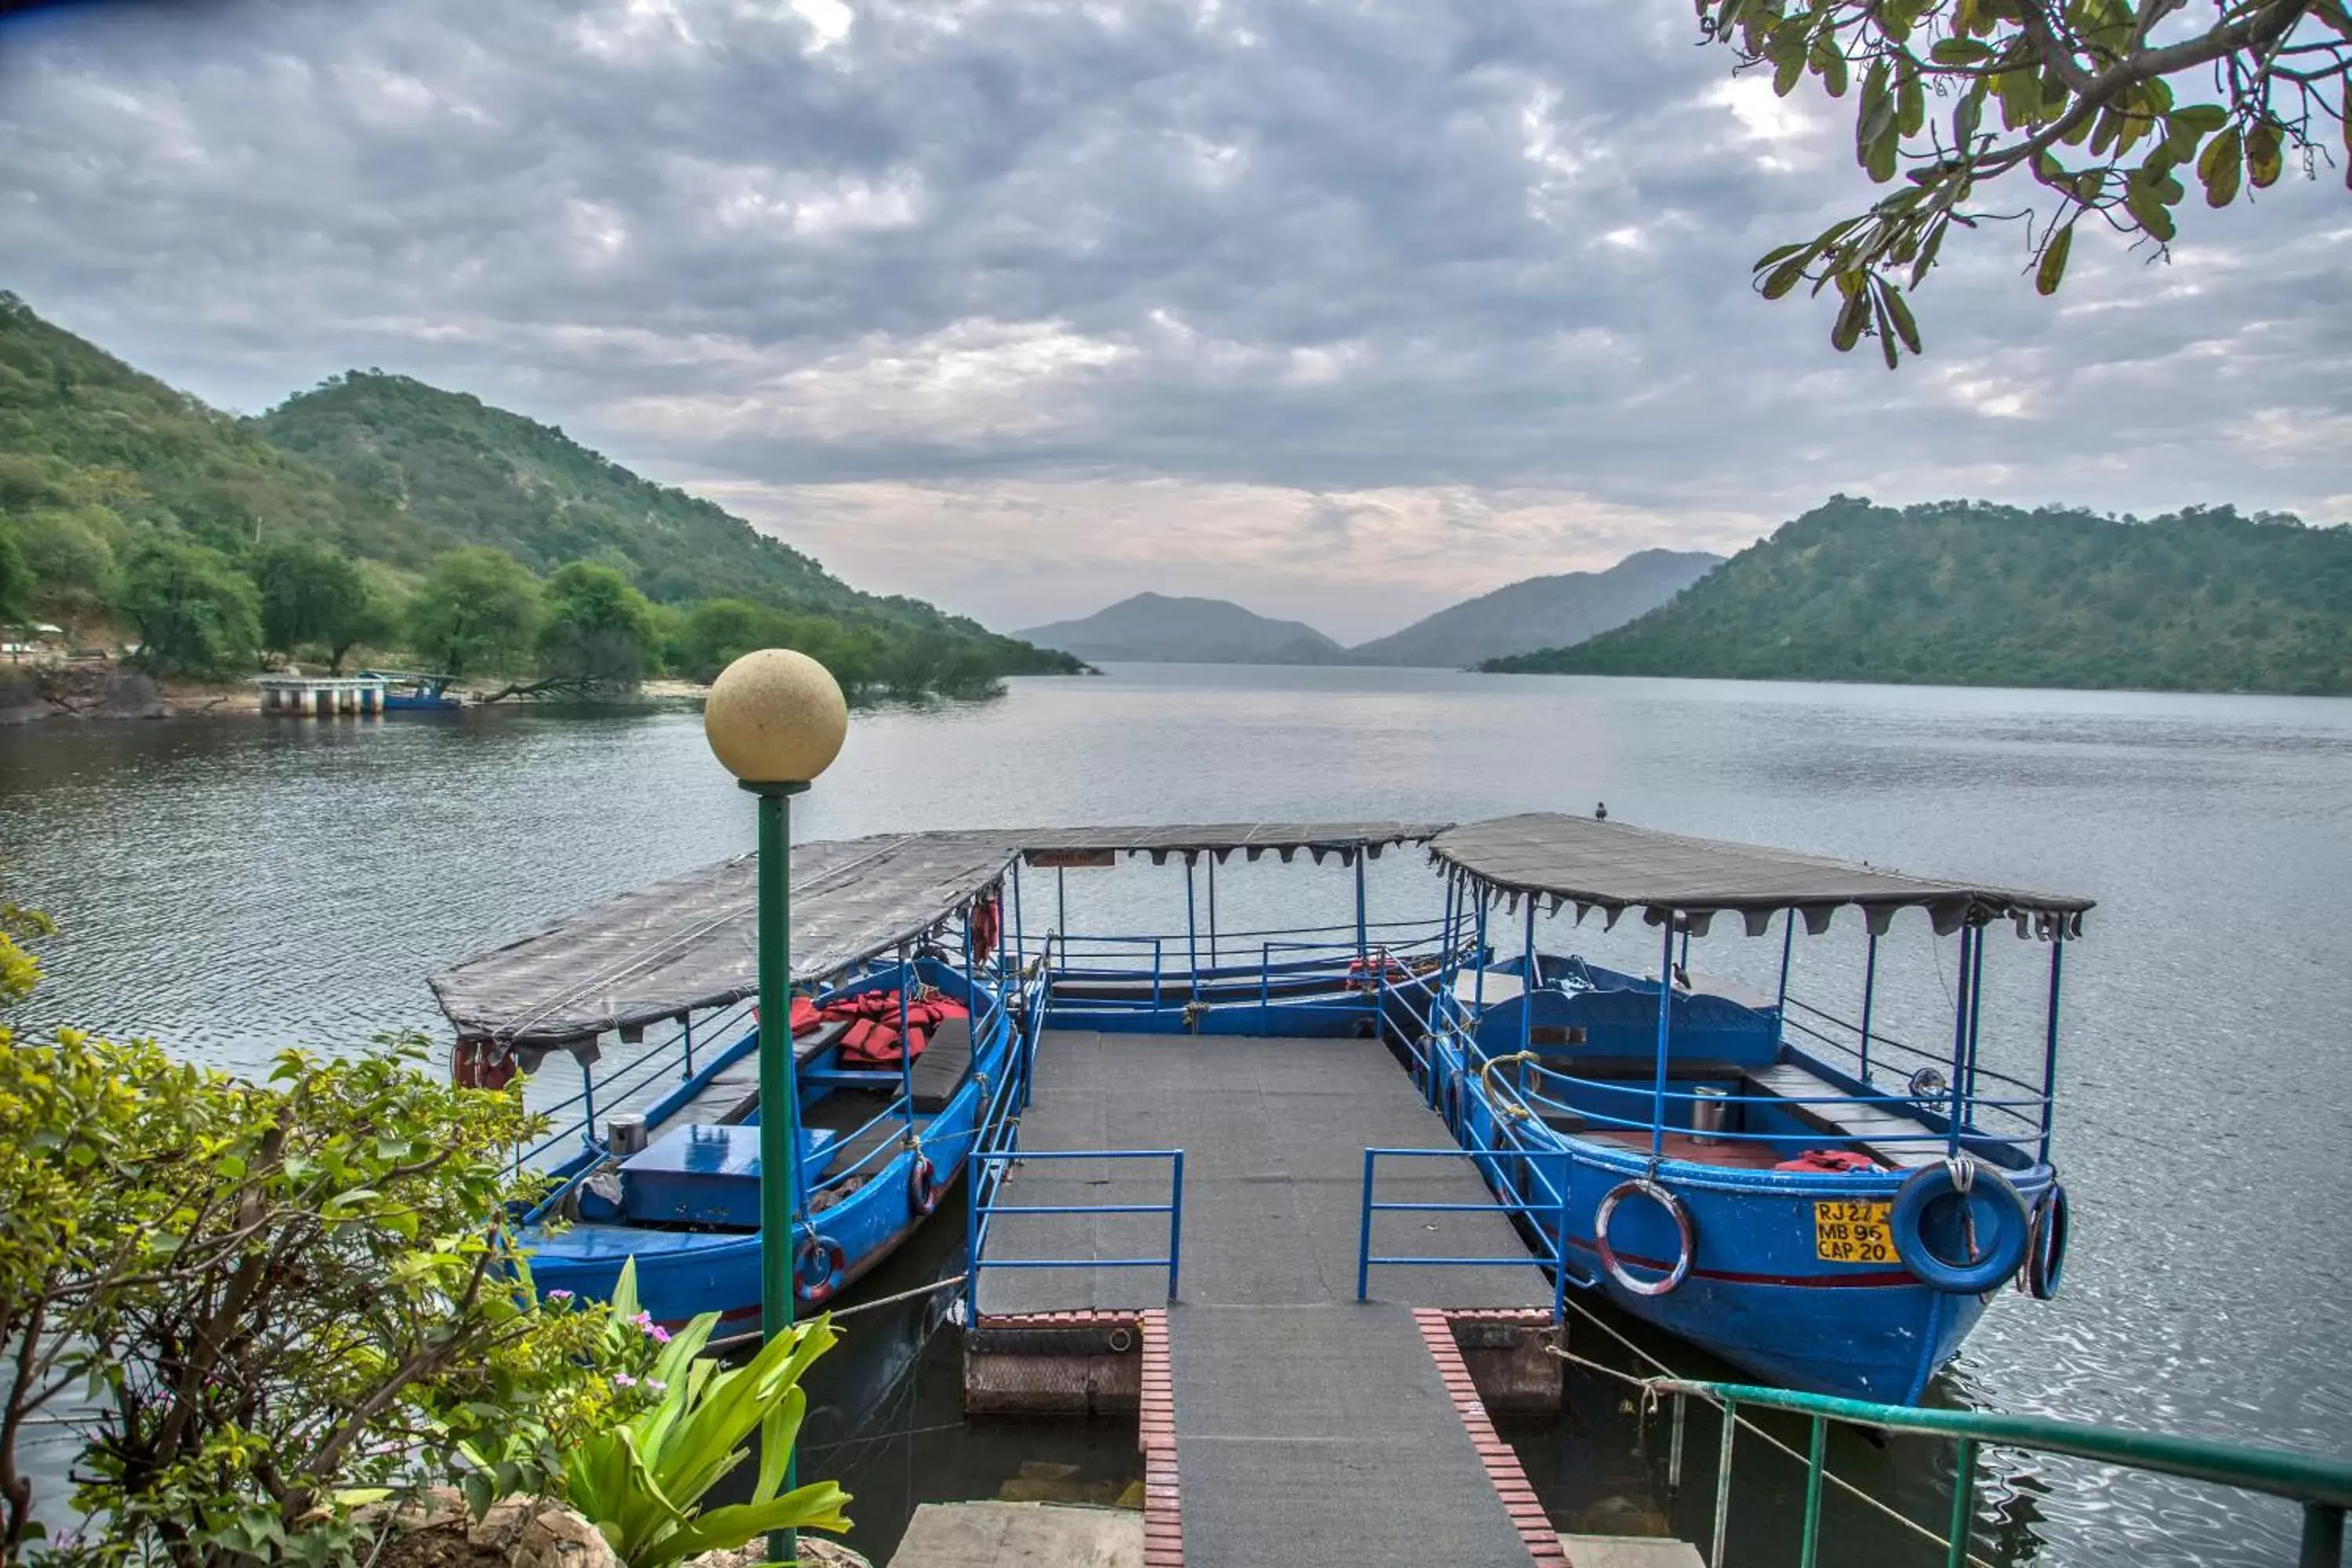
left=703, top=648, right=848, bottom=785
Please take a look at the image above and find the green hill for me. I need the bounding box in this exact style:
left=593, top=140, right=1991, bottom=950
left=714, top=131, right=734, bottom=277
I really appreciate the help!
left=1482, top=497, right=2352, bottom=695
left=0, top=292, right=1076, bottom=687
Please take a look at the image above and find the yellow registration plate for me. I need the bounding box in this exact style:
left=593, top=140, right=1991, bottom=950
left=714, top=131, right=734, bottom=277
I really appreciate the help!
left=1813, top=1200, right=1895, bottom=1264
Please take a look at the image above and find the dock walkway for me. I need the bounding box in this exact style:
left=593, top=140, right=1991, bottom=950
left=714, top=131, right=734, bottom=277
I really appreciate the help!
left=980, top=1030, right=1554, bottom=1568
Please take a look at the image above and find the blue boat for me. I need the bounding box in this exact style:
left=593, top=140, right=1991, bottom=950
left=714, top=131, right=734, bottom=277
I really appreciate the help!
left=437, top=815, right=2089, bottom=1404
left=429, top=833, right=1033, bottom=1327
left=362, top=669, right=463, bottom=712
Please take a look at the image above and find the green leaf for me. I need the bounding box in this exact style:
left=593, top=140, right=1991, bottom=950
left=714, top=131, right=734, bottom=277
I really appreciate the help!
left=1774, top=47, right=1806, bottom=96
left=1761, top=255, right=1813, bottom=300
left=2198, top=124, right=2242, bottom=208
left=1930, top=38, right=1992, bottom=63
left=1882, top=283, right=1922, bottom=354
left=1871, top=292, right=1899, bottom=369
left=2246, top=121, right=2282, bottom=189
left=2123, top=180, right=2176, bottom=241
left=1896, top=71, right=1925, bottom=136
left=1831, top=286, right=1870, bottom=353
left=1820, top=47, right=1849, bottom=99
left=2035, top=225, right=2072, bottom=296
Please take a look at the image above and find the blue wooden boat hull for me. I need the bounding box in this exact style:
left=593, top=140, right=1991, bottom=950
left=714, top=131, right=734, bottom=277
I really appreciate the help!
left=518, top=961, right=1013, bottom=1326
left=1442, top=1040, right=2050, bottom=1404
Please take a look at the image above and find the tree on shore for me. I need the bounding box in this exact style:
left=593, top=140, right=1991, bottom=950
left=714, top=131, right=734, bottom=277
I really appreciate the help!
left=406, top=546, right=540, bottom=678
left=1699, top=0, right=2352, bottom=364
left=0, top=522, right=27, bottom=627
left=535, top=561, right=659, bottom=691
left=113, top=535, right=261, bottom=677
left=251, top=538, right=393, bottom=673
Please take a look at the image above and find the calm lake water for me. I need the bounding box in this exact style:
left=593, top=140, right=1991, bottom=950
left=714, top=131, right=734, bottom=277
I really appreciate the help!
left=4, top=665, right=2349, bottom=1566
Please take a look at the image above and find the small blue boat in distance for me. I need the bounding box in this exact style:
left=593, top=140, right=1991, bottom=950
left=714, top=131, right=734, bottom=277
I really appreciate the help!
left=362, top=669, right=463, bottom=712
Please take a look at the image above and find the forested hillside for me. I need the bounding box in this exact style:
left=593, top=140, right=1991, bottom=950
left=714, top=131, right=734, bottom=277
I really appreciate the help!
left=1483, top=498, right=2352, bottom=695
left=0, top=293, right=1076, bottom=692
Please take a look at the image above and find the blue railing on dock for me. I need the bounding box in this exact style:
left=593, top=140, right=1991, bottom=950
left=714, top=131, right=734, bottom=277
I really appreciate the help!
left=1356, top=1145, right=1575, bottom=1320
left=965, top=1147, right=1185, bottom=1319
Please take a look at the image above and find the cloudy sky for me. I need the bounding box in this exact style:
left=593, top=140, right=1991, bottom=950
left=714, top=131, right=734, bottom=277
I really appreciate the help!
left=4, top=0, right=2347, bottom=642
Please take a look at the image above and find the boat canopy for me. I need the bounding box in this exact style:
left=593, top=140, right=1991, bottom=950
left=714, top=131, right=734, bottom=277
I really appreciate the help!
left=1016, top=820, right=1442, bottom=867
left=1428, top=814, right=2092, bottom=939
left=430, top=830, right=1022, bottom=1051
left=430, top=819, right=1444, bottom=1051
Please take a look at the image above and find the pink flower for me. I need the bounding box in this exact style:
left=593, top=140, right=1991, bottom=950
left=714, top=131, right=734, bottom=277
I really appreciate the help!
left=645, top=1379, right=667, bottom=1394
left=613, top=1373, right=637, bottom=1388
left=634, top=1310, right=672, bottom=1343
left=546, top=1290, right=573, bottom=1301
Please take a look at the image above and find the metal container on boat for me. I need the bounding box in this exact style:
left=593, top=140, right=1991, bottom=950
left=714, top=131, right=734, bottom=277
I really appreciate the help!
left=1690, top=1084, right=1732, bottom=1145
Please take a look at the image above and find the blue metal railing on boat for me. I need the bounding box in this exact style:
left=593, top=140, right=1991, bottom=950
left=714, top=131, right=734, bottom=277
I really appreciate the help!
left=1356, top=1145, right=1576, bottom=1321
left=965, top=1147, right=1185, bottom=1319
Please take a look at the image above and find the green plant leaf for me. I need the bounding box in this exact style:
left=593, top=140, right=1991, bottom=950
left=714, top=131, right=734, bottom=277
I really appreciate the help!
left=2198, top=124, right=2241, bottom=208
left=2035, top=225, right=2072, bottom=296
left=2245, top=121, right=2282, bottom=188
left=1882, top=284, right=1922, bottom=354
left=637, top=1485, right=855, bottom=1568
left=1831, top=287, right=1869, bottom=352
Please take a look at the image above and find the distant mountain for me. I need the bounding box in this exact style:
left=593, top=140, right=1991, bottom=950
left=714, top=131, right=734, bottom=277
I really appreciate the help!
left=1350, top=549, right=1722, bottom=667
left=1018, top=593, right=1347, bottom=664
left=1483, top=496, right=2352, bottom=695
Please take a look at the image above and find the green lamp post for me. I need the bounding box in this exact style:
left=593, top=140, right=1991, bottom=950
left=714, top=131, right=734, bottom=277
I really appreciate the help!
left=702, top=648, right=849, bottom=1564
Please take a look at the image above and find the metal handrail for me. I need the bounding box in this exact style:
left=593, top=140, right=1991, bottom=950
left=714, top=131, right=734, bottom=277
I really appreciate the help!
left=964, top=1148, right=1185, bottom=1319
left=1642, top=1374, right=2351, bottom=1568
left=1356, top=1145, right=1577, bottom=1320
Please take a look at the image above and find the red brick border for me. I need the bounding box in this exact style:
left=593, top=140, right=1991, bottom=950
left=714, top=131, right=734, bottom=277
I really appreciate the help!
left=1138, top=1309, right=1181, bottom=1568
left=1415, top=1308, right=1567, bottom=1568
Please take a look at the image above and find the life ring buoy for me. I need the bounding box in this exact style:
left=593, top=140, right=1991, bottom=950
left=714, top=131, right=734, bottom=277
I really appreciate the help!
left=2024, top=1182, right=2069, bottom=1301
left=795, top=1233, right=847, bottom=1306
left=1595, top=1178, right=1695, bottom=1298
left=909, top=1153, right=944, bottom=1216
left=1889, top=1158, right=2030, bottom=1295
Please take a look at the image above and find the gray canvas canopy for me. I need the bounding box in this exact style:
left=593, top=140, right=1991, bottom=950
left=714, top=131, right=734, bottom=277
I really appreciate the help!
left=1428, top=814, right=2092, bottom=939
left=430, top=830, right=1022, bottom=1051
left=1016, top=821, right=1441, bottom=866
left=429, top=820, right=1444, bottom=1050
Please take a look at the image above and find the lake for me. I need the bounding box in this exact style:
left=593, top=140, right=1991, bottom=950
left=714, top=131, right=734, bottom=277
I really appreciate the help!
left=3, top=664, right=2348, bottom=1566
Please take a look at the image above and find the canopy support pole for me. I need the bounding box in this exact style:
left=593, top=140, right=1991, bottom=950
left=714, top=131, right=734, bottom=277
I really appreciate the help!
left=1650, top=913, right=1676, bottom=1161
left=1354, top=852, right=1370, bottom=974
left=1184, top=855, right=1200, bottom=995
left=2038, top=938, right=2064, bottom=1165
left=1011, top=858, right=1025, bottom=970
left=1473, top=893, right=1490, bottom=1011
left=1521, top=896, right=1537, bottom=1061
left=1857, top=929, right=1879, bottom=1085
left=1947, top=925, right=1975, bottom=1155
left=898, top=943, right=914, bottom=1140
left=1057, top=866, right=1067, bottom=944
left=1206, top=854, right=1218, bottom=968
left=1964, top=920, right=1987, bottom=1120
left=1773, top=912, right=1795, bottom=1046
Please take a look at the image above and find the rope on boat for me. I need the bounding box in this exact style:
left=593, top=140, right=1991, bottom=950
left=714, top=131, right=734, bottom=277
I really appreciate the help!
left=1547, top=1294, right=1999, bottom=1568
left=702, top=1271, right=973, bottom=1354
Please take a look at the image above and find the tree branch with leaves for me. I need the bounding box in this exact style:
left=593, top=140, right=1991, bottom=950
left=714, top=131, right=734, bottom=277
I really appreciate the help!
left=1697, top=0, right=2351, bottom=364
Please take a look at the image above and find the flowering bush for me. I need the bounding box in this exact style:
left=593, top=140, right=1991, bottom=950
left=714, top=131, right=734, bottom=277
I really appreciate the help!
left=465, top=1261, right=850, bottom=1567
left=0, top=981, right=604, bottom=1568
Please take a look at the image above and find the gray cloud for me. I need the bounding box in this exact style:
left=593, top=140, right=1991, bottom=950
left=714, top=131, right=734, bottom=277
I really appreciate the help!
left=3, top=0, right=2346, bottom=639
